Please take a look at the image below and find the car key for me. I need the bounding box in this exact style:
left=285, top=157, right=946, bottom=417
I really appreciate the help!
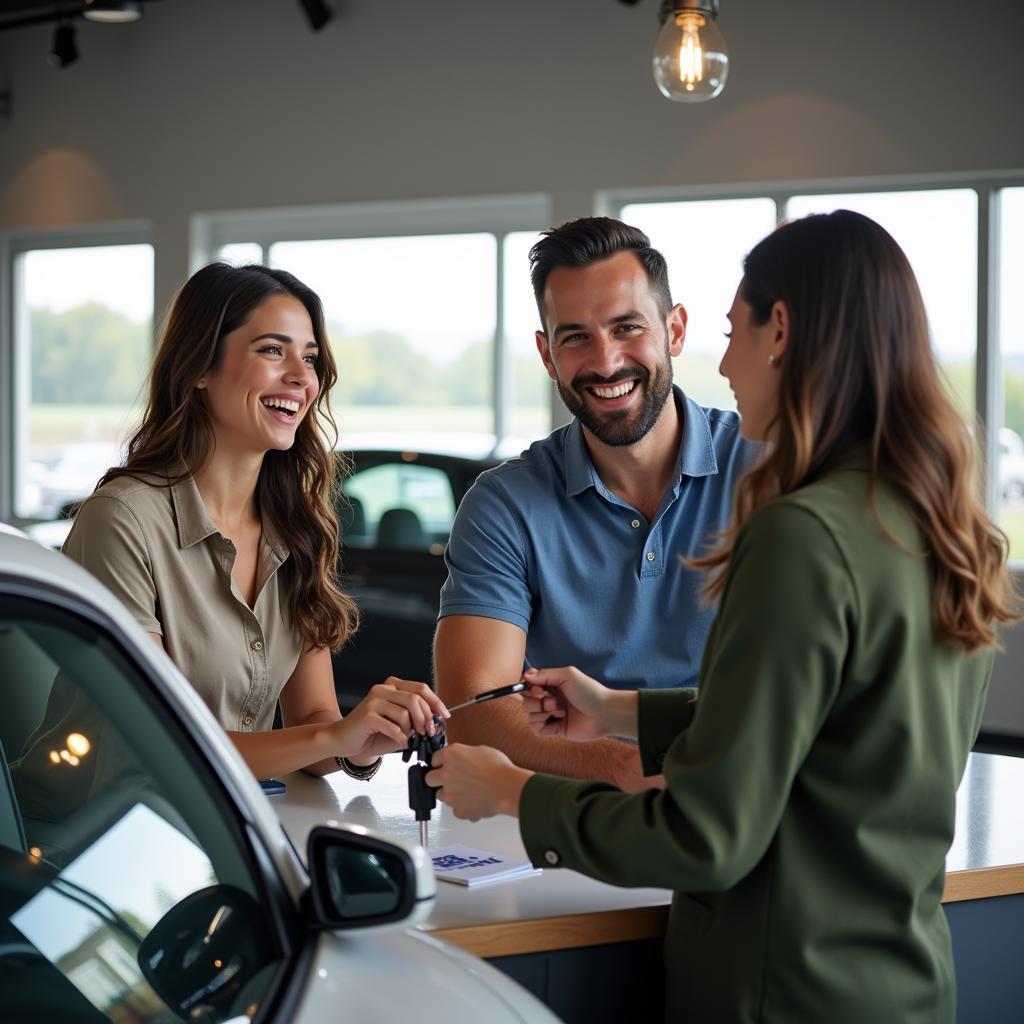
left=403, top=715, right=447, bottom=847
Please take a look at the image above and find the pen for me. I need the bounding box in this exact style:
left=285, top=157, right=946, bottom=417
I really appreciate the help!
left=447, top=681, right=528, bottom=714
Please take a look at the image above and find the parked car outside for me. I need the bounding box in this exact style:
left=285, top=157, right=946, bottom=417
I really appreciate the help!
left=999, top=427, right=1024, bottom=501
left=26, top=441, right=124, bottom=520
left=0, top=525, right=557, bottom=1024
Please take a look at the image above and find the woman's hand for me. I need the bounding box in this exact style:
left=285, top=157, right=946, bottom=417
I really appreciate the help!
left=425, top=744, right=533, bottom=821
left=522, top=666, right=637, bottom=741
left=335, top=677, right=450, bottom=762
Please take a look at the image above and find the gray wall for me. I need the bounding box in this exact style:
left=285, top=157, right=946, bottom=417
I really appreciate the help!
left=3, top=0, right=1024, bottom=310
left=0, top=0, right=1021, bottom=729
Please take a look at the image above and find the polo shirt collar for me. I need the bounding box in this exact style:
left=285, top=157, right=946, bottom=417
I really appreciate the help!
left=564, top=385, right=719, bottom=498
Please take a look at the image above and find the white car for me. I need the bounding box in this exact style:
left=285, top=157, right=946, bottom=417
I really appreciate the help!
left=0, top=525, right=558, bottom=1024
left=999, top=427, right=1024, bottom=501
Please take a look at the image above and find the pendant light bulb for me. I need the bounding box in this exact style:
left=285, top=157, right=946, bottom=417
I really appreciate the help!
left=652, top=2, right=729, bottom=102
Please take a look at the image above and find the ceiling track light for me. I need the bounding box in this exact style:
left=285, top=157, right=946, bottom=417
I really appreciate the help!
left=48, top=21, right=79, bottom=69
left=298, top=0, right=333, bottom=32
left=83, top=1, right=143, bottom=24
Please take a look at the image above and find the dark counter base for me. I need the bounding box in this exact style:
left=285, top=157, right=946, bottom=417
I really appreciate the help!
left=948, top=892, right=1024, bottom=1024
left=489, top=896, right=1024, bottom=1024
left=491, top=937, right=664, bottom=1024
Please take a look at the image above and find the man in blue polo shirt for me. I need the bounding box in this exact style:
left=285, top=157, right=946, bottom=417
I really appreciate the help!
left=434, top=217, right=757, bottom=791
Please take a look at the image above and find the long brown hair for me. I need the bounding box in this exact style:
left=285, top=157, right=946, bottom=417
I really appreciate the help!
left=99, top=262, right=359, bottom=651
left=694, top=211, right=1020, bottom=652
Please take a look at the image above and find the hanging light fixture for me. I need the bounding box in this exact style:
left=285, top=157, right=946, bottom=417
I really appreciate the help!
left=47, top=21, right=79, bottom=68
left=82, top=1, right=143, bottom=23
left=652, top=0, right=729, bottom=102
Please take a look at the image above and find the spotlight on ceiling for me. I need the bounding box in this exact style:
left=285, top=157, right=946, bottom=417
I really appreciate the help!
left=48, top=22, right=79, bottom=68
left=298, top=0, right=333, bottom=32
left=83, top=1, right=143, bottom=22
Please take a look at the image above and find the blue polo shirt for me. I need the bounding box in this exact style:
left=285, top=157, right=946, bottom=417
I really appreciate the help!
left=439, top=387, right=758, bottom=689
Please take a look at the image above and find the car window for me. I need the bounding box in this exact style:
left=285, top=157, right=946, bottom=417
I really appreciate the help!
left=0, top=597, right=285, bottom=1024
left=341, top=462, right=455, bottom=554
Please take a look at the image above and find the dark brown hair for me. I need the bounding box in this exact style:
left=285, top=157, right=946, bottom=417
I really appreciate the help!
left=99, top=262, right=359, bottom=651
left=693, top=211, right=1020, bottom=652
left=529, top=217, right=672, bottom=331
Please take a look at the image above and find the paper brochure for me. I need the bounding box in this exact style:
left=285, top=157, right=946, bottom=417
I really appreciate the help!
left=430, top=844, right=543, bottom=888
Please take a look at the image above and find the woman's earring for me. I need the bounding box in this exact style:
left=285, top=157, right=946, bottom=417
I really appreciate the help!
left=768, top=354, right=778, bottom=366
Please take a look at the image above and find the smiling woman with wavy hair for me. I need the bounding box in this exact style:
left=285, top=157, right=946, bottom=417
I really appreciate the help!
left=422, top=211, right=1021, bottom=1024
left=65, top=262, right=448, bottom=781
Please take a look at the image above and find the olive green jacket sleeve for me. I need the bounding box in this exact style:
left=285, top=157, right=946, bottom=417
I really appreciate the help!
left=519, top=501, right=854, bottom=890
left=636, top=688, right=698, bottom=776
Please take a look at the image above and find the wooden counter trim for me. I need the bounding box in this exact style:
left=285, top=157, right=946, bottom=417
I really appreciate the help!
left=430, top=905, right=671, bottom=959
left=432, top=864, right=1024, bottom=957
left=943, top=862, right=1024, bottom=903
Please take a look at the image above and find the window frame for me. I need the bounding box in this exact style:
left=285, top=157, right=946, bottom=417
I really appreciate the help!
left=598, top=170, right=1024, bottom=544
left=0, top=221, right=153, bottom=528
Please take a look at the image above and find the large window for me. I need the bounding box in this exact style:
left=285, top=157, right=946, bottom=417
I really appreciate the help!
left=999, top=188, right=1024, bottom=561
left=609, top=179, right=1023, bottom=563
left=270, top=233, right=499, bottom=446
left=13, top=242, right=154, bottom=520
left=620, top=198, right=778, bottom=410
left=202, top=196, right=551, bottom=460
left=786, top=189, right=978, bottom=419
left=502, top=230, right=552, bottom=443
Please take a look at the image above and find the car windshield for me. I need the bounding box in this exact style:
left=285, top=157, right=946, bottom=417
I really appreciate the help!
left=0, top=594, right=285, bottom=1023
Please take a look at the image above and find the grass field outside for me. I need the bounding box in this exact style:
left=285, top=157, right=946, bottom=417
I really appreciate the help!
left=27, top=403, right=538, bottom=445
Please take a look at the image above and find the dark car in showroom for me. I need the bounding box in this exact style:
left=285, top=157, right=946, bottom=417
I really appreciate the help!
left=331, top=448, right=500, bottom=710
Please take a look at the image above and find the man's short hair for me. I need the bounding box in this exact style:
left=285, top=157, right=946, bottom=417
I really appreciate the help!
left=529, top=217, right=673, bottom=332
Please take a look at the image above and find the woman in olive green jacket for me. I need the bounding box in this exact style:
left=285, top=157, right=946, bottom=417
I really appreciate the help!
left=427, top=211, right=1021, bottom=1023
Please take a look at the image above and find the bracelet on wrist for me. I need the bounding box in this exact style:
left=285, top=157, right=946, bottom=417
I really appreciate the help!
left=335, top=755, right=382, bottom=781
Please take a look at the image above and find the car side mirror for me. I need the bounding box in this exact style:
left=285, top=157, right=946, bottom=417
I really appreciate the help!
left=137, top=884, right=276, bottom=1021
left=305, top=822, right=435, bottom=931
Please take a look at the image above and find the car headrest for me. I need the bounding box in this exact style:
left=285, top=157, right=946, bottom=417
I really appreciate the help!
left=377, top=507, right=427, bottom=551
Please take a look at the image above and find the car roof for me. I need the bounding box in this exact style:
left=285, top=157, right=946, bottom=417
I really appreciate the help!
left=339, top=432, right=530, bottom=462
left=344, top=448, right=502, bottom=468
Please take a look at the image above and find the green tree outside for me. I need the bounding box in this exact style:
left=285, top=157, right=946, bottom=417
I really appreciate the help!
left=31, top=303, right=151, bottom=406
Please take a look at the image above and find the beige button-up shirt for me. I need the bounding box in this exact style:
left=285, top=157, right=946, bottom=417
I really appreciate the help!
left=63, top=472, right=302, bottom=732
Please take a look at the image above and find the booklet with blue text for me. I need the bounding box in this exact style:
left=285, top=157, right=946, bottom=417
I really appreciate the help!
left=430, top=844, right=543, bottom=888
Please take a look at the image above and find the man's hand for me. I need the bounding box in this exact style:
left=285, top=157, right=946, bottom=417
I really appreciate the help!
left=425, top=743, right=533, bottom=821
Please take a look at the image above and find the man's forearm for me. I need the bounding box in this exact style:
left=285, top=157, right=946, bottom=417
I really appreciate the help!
left=447, top=702, right=654, bottom=792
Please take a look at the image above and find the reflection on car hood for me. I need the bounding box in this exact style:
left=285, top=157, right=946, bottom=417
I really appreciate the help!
left=300, top=928, right=558, bottom=1023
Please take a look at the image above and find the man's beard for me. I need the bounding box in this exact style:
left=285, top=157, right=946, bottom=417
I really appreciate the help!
left=557, top=357, right=674, bottom=447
